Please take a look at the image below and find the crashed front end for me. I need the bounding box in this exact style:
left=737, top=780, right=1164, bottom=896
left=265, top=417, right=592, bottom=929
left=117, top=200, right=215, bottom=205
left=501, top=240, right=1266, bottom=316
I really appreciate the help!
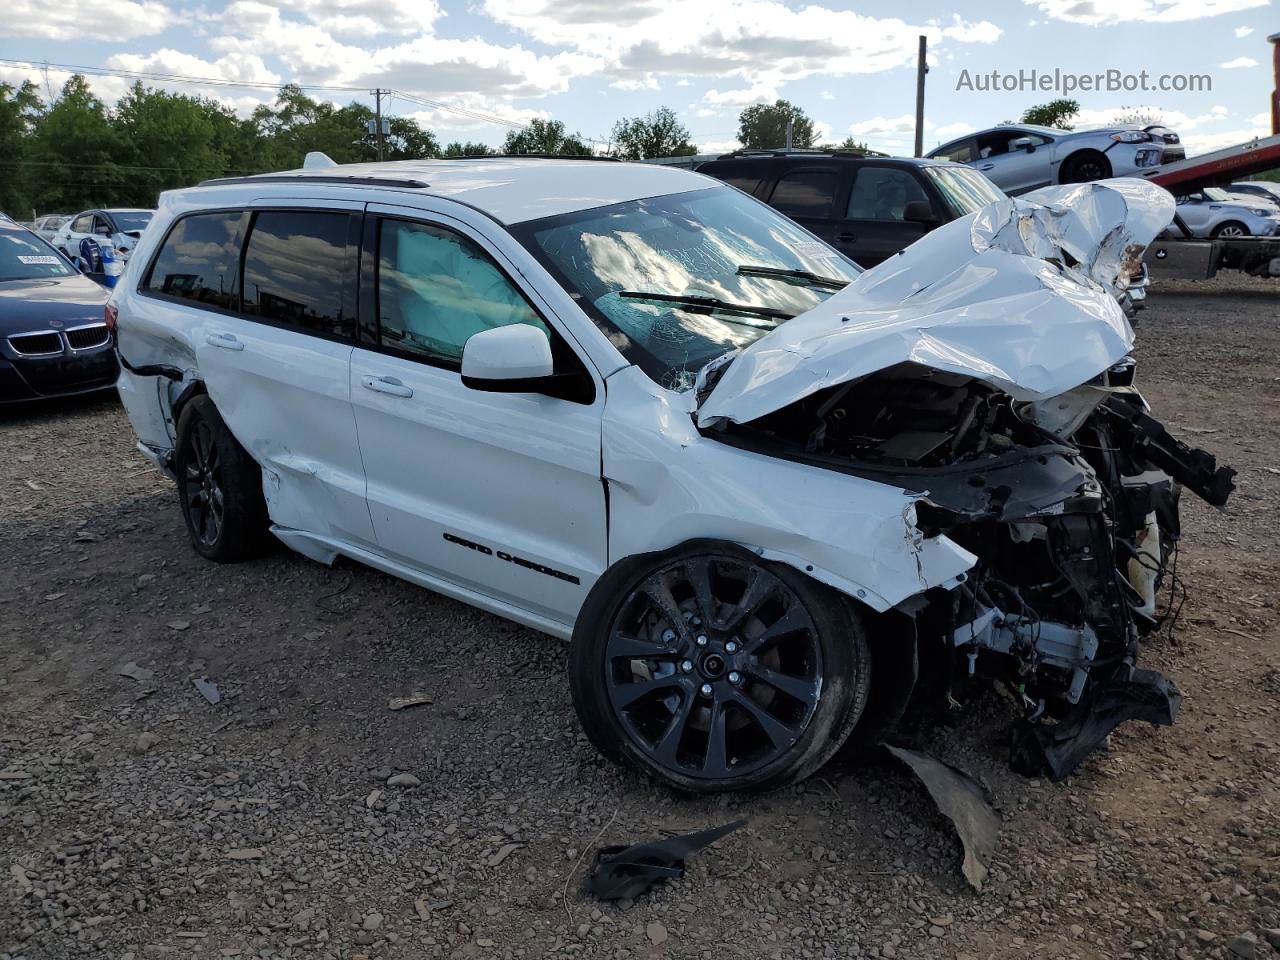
left=697, top=179, right=1235, bottom=780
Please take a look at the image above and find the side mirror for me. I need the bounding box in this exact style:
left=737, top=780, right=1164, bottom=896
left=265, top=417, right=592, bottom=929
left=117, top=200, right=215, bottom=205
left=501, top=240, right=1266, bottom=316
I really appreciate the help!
left=902, top=200, right=937, bottom=225
left=461, top=324, right=555, bottom=392
left=1010, top=136, right=1035, bottom=153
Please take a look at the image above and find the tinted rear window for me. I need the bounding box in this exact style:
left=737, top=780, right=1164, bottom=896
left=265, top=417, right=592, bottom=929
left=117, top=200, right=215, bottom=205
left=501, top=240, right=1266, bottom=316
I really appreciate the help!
left=242, top=211, right=354, bottom=338
left=144, top=211, right=244, bottom=310
left=769, top=171, right=836, bottom=218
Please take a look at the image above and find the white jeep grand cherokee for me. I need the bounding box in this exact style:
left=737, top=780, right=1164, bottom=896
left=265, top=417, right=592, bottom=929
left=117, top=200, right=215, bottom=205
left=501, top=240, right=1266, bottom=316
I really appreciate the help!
left=111, top=158, right=1232, bottom=792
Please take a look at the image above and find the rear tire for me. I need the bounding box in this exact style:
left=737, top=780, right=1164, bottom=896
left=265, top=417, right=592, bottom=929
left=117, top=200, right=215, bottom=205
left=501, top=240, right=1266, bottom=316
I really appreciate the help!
left=570, top=541, right=871, bottom=793
left=173, top=395, right=270, bottom=563
left=1211, top=221, right=1249, bottom=239
left=1059, top=151, right=1111, bottom=184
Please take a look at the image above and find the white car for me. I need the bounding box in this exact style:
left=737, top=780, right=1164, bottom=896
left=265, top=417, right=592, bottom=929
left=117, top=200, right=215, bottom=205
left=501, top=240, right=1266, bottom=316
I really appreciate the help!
left=1174, top=187, right=1280, bottom=238
left=111, top=160, right=1232, bottom=792
left=31, top=213, right=70, bottom=242
left=51, top=208, right=154, bottom=263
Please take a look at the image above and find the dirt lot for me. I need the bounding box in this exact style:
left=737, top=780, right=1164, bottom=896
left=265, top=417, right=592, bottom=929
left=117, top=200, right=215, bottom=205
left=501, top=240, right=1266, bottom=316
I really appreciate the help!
left=2, top=276, right=1278, bottom=960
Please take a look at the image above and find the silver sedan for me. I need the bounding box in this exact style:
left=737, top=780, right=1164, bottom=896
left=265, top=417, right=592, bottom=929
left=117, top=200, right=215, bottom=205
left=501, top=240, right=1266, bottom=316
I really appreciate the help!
left=928, top=124, right=1184, bottom=195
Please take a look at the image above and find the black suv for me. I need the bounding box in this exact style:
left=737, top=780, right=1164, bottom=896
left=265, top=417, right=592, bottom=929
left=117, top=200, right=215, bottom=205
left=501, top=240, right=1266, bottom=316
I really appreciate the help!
left=696, top=150, right=1007, bottom=268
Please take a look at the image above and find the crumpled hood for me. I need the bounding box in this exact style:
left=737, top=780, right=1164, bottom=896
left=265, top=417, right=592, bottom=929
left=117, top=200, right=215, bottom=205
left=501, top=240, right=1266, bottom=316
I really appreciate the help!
left=697, top=178, right=1175, bottom=428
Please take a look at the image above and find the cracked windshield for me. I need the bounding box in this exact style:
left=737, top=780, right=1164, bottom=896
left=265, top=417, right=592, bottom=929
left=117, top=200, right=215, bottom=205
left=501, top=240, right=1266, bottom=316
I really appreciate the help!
left=517, top=186, right=862, bottom=391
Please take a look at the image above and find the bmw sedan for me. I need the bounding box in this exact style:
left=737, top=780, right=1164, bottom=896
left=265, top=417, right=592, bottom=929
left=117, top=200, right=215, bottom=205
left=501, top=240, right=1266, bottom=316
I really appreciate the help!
left=0, top=221, right=117, bottom=404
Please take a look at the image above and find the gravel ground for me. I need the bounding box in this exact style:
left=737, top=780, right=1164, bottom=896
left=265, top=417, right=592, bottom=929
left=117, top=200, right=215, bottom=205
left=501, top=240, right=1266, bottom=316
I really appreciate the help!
left=2, top=275, right=1278, bottom=960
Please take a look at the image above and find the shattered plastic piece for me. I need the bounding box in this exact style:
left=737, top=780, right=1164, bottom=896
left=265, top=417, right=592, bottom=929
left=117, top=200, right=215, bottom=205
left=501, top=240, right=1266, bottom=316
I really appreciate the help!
left=388, top=692, right=433, bottom=711
left=117, top=661, right=154, bottom=683
left=1010, top=667, right=1180, bottom=781
left=192, top=677, right=221, bottom=704
left=585, top=819, right=746, bottom=901
left=886, top=745, right=1001, bottom=892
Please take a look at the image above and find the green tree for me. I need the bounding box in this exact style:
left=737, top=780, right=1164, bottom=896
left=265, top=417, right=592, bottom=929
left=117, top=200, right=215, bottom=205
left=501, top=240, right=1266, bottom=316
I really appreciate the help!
left=28, top=75, right=124, bottom=214
left=1113, top=106, right=1166, bottom=127
left=609, top=107, right=696, bottom=160
left=824, top=135, right=871, bottom=153
left=111, top=84, right=232, bottom=207
left=442, top=141, right=495, bottom=157
left=502, top=118, right=592, bottom=156
left=1020, top=98, right=1080, bottom=130
left=737, top=100, right=815, bottom=150
left=0, top=80, right=43, bottom=217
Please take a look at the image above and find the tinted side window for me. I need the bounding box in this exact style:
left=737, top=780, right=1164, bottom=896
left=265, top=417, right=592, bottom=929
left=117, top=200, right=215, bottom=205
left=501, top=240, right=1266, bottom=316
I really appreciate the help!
left=242, top=211, right=354, bottom=338
left=934, top=139, right=976, bottom=163
left=846, top=168, right=931, bottom=220
left=769, top=171, right=837, bottom=218
left=144, top=211, right=245, bottom=310
left=377, top=219, right=548, bottom=365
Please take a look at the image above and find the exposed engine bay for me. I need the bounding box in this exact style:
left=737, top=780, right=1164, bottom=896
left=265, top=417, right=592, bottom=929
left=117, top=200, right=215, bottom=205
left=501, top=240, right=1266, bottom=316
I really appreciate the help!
left=706, top=359, right=1235, bottom=780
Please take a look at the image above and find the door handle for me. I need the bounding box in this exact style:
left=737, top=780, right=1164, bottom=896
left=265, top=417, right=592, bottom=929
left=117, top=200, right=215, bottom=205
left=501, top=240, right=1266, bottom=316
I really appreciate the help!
left=979, top=163, right=995, bottom=170
left=205, top=332, right=244, bottom=351
left=361, top=375, right=413, bottom=398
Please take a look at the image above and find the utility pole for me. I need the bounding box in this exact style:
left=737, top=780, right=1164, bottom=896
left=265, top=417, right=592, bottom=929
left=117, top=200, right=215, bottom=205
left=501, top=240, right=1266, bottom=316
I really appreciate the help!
left=914, top=35, right=928, bottom=157
left=785, top=119, right=794, bottom=150
left=373, top=88, right=388, bottom=161
left=1270, top=31, right=1279, bottom=135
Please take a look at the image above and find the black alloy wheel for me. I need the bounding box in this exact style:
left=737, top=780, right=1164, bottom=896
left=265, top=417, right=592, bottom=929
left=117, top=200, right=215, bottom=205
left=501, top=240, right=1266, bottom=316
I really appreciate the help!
left=571, top=544, right=870, bottom=793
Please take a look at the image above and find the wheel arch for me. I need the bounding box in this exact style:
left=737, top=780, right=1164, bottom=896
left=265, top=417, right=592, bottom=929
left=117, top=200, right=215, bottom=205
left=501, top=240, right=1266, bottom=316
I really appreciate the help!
left=1058, top=147, right=1110, bottom=183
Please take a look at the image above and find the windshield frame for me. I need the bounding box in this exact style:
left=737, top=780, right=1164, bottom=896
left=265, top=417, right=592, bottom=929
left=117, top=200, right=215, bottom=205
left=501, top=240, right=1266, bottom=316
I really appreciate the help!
left=508, top=186, right=862, bottom=392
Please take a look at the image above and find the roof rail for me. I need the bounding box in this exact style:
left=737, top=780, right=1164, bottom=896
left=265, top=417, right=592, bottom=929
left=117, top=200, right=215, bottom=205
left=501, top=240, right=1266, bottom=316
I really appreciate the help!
left=197, top=174, right=431, bottom=188
left=450, top=153, right=620, bottom=162
left=712, top=147, right=889, bottom=160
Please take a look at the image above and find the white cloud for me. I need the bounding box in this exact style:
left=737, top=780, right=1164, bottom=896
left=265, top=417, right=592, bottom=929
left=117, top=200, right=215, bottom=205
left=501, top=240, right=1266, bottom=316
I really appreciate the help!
left=1024, top=0, right=1268, bottom=25
left=3, top=0, right=173, bottom=39
left=482, top=0, right=1001, bottom=92
left=1220, top=56, right=1259, bottom=68
left=1234, top=25, right=1254, bottom=36
left=819, top=91, right=835, bottom=101
left=703, top=83, right=778, bottom=107
left=265, top=0, right=443, bottom=35
left=0, top=64, right=130, bottom=106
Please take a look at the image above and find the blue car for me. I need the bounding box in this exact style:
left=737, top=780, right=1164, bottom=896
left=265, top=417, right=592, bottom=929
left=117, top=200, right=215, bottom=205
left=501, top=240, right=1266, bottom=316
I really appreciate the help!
left=0, top=220, right=118, bottom=403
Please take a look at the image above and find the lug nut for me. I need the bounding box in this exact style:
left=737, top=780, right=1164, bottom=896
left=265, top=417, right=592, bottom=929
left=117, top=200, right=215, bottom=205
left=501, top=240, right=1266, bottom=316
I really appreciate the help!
left=725, top=641, right=739, bottom=653
left=680, top=660, right=694, bottom=673
left=695, top=635, right=709, bottom=647
left=661, top=628, right=677, bottom=643
left=728, top=671, right=742, bottom=684
left=699, top=683, right=713, bottom=697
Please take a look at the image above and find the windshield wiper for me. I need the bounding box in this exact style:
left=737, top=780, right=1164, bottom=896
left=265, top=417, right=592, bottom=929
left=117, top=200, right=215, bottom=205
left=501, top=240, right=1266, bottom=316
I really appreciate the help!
left=617, top=291, right=791, bottom=327
left=735, top=264, right=850, bottom=290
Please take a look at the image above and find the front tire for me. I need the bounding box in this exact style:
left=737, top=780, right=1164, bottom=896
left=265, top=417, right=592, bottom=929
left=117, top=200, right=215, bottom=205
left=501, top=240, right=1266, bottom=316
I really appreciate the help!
left=173, top=395, right=270, bottom=563
left=1060, top=151, right=1111, bottom=184
left=570, top=542, right=871, bottom=793
left=1211, top=221, right=1249, bottom=239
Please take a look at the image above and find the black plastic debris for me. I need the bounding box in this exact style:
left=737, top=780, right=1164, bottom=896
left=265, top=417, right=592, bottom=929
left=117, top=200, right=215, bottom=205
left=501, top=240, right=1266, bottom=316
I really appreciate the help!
left=585, top=819, right=746, bottom=901
left=1011, top=666, right=1180, bottom=781
left=886, top=745, right=1001, bottom=892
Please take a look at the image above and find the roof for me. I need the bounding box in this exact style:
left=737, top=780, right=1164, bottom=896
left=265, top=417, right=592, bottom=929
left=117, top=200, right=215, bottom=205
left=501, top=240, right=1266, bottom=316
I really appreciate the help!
left=193, top=158, right=716, bottom=225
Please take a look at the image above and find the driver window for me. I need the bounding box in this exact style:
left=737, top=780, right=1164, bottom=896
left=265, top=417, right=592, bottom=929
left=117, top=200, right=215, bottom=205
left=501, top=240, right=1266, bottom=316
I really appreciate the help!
left=72, top=215, right=92, bottom=233
left=846, top=168, right=930, bottom=221
left=376, top=219, right=549, bottom=365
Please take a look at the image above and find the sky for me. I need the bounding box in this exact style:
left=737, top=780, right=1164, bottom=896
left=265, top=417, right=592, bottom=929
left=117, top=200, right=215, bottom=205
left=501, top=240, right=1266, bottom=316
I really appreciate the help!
left=0, top=0, right=1274, bottom=157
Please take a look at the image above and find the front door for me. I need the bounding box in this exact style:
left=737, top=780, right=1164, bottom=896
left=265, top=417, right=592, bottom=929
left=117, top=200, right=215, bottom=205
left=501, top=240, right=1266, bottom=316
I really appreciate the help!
left=764, top=164, right=845, bottom=254
left=349, top=204, right=608, bottom=627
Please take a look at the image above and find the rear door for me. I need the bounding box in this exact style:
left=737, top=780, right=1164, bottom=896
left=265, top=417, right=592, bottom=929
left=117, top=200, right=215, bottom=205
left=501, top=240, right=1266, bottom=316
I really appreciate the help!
left=184, top=200, right=375, bottom=546
left=765, top=163, right=845, bottom=250
left=348, top=203, right=607, bottom=627
left=838, top=165, right=939, bottom=266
